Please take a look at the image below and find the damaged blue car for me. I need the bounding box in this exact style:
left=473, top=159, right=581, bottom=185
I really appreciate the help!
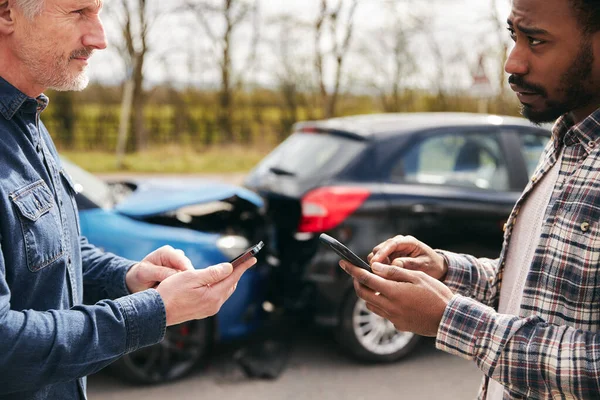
left=61, top=159, right=271, bottom=384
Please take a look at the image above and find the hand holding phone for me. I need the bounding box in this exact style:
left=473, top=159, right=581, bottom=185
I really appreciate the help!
left=230, top=241, right=264, bottom=268
left=319, top=234, right=372, bottom=272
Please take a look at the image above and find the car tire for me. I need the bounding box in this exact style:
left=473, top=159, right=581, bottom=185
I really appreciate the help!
left=336, top=290, right=421, bottom=363
left=107, top=318, right=212, bottom=384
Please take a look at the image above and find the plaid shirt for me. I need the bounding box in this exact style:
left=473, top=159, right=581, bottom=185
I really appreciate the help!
left=436, top=108, right=600, bottom=400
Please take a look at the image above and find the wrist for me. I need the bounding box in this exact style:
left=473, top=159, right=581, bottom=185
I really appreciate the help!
left=434, top=250, right=449, bottom=281
left=125, top=262, right=140, bottom=293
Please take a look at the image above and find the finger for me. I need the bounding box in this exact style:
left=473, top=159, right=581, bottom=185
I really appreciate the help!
left=371, top=236, right=423, bottom=264
left=193, top=263, right=234, bottom=287
left=370, top=236, right=406, bottom=264
left=162, top=249, right=195, bottom=271
left=371, top=262, right=419, bottom=283
left=216, top=257, right=257, bottom=289
left=340, top=260, right=392, bottom=294
left=390, top=257, right=424, bottom=271
left=364, top=301, right=389, bottom=319
left=353, top=279, right=391, bottom=310
left=141, top=264, right=180, bottom=283
left=367, top=251, right=389, bottom=264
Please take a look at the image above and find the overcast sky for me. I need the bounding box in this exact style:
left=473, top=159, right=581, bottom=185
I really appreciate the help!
left=88, top=0, right=512, bottom=93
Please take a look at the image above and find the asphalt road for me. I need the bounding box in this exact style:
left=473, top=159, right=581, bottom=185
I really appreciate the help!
left=88, top=327, right=483, bottom=400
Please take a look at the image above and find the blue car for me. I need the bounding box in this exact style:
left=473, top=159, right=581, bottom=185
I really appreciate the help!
left=61, top=159, right=271, bottom=384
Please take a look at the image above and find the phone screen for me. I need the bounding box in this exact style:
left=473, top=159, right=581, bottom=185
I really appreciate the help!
left=319, top=234, right=372, bottom=272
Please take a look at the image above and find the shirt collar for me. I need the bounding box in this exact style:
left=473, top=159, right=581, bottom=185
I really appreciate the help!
left=552, top=107, right=600, bottom=152
left=0, top=76, right=49, bottom=120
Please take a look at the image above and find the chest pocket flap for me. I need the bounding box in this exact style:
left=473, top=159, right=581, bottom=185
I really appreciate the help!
left=10, top=180, right=64, bottom=272
left=12, top=180, right=54, bottom=221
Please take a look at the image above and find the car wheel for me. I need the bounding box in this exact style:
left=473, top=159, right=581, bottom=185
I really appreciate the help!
left=108, top=319, right=212, bottom=384
left=337, top=291, right=421, bottom=363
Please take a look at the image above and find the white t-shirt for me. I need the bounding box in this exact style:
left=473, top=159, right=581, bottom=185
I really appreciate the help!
left=487, top=152, right=563, bottom=400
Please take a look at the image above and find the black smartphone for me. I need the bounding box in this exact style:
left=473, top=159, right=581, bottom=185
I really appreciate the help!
left=319, top=234, right=372, bottom=272
left=230, top=241, right=264, bottom=268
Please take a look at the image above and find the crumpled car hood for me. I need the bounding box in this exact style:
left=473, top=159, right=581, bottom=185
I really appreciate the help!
left=114, top=179, right=263, bottom=217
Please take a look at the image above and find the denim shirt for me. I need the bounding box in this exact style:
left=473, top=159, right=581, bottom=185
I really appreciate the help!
left=0, top=77, right=166, bottom=399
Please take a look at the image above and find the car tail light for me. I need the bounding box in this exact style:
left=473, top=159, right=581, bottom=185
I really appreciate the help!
left=298, top=186, right=371, bottom=233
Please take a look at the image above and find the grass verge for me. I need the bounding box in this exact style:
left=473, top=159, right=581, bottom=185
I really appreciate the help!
left=61, top=144, right=274, bottom=174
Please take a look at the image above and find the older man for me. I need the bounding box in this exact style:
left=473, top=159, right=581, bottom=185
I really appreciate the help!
left=341, top=0, right=600, bottom=399
left=0, top=1, right=255, bottom=399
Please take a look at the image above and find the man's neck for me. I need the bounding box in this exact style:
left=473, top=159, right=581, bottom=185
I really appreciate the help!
left=571, top=103, right=600, bottom=125
left=0, top=47, right=44, bottom=98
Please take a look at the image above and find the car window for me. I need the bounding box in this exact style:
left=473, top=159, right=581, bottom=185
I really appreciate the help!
left=391, top=131, right=510, bottom=191
left=519, top=132, right=550, bottom=178
left=249, top=132, right=366, bottom=180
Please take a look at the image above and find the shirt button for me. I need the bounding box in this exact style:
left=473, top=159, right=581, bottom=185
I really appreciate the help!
left=589, top=141, right=596, bottom=148
left=581, top=222, right=590, bottom=232
left=36, top=144, right=41, bottom=152
left=531, top=175, right=537, bottom=182
left=502, top=223, right=507, bottom=232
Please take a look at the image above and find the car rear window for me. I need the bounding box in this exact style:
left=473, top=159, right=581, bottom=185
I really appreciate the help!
left=250, top=132, right=366, bottom=180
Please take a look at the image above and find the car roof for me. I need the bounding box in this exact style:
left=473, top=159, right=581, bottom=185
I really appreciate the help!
left=293, top=112, right=551, bottom=140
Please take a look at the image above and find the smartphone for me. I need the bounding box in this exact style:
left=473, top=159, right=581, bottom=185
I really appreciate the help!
left=319, top=234, right=372, bottom=272
left=230, top=241, right=264, bottom=268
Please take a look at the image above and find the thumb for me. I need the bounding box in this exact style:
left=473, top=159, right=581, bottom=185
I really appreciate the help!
left=194, top=263, right=234, bottom=286
left=371, top=262, right=416, bottom=283
left=390, top=257, right=424, bottom=271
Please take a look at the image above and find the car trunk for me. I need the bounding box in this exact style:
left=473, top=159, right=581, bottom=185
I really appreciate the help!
left=244, top=130, right=369, bottom=308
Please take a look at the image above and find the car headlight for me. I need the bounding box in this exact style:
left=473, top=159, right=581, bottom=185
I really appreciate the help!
left=216, top=235, right=250, bottom=259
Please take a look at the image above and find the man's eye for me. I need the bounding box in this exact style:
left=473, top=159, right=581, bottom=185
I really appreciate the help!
left=507, top=27, right=516, bottom=41
left=72, top=9, right=85, bottom=14
left=528, top=37, right=544, bottom=46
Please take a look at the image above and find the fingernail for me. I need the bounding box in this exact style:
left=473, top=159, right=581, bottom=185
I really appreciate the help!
left=339, top=261, right=346, bottom=271
left=371, top=263, right=383, bottom=273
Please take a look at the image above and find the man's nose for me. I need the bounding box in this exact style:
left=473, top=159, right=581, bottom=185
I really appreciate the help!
left=504, top=44, right=529, bottom=76
left=83, top=15, right=108, bottom=50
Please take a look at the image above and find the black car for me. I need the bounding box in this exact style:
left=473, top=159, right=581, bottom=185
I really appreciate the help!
left=245, top=112, right=551, bottom=363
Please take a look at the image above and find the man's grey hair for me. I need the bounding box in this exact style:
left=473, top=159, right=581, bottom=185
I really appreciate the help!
left=14, top=0, right=44, bottom=20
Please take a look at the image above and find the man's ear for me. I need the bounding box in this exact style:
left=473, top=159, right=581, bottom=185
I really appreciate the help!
left=0, top=0, right=16, bottom=36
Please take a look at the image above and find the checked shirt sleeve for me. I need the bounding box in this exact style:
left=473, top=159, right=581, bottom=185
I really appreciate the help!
left=436, top=250, right=501, bottom=308
left=436, top=295, right=600, bottom=399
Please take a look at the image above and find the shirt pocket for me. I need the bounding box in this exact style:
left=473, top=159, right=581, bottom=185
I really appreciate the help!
left=60, top=169, right=81, bottom=236
left=10, top=180, right=64, bottom=272
left=548, top=202, right=600, bottom=313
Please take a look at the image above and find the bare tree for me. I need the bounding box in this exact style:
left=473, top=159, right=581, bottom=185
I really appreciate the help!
left=107, top=0, right=158, bottom=153
left=185, top=0, right=260, bottom=144
left=266, top=14, right=314, bottom=138
left=314, top=0, right=358, bottom=119
left=358, top=2, right=419, bottom=112
left=490, top=0, right=512, bottom=113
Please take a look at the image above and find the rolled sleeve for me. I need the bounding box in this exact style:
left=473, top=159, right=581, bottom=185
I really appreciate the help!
left=115, top=289, right=166, bottom=353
